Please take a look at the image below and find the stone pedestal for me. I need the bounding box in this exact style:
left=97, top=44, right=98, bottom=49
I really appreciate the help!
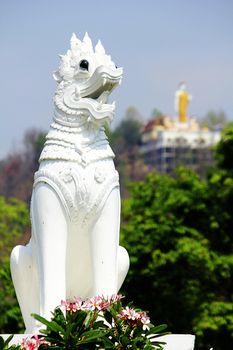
left=154, top=334, right=195, bottom=350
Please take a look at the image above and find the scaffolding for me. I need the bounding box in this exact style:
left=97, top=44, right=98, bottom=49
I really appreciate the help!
left=140, top=118, right=221, bottom=176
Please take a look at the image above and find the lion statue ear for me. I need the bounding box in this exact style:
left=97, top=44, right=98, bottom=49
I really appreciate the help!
left=53, top=70, right=62, bottom=83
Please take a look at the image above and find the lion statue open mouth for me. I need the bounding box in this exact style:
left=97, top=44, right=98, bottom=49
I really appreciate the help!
left=53, top=32, right=123, bottom=124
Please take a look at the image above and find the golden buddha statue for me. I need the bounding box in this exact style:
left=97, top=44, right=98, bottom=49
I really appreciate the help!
left=175, top=82, right=192, bottom=123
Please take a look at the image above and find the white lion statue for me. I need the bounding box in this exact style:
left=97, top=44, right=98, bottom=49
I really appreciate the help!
left=10, top=33, right=129, bottom=334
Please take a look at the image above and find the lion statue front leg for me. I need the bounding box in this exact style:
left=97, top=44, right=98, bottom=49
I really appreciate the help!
left=11, top=183, right=129, bottom=333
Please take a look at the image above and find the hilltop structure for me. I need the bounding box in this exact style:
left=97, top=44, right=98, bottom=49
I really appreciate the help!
left=140, top=84, right=221, bottom=175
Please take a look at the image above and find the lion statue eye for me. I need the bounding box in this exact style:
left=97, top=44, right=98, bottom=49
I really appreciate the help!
left=79, top=59, right=89, bottom=71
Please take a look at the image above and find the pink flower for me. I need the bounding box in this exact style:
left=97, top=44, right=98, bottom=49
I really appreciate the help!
left=82, top=294, right=123, bottom=312
left=21, top=335, right=48, bottom=350
left=109, top=294, right=124, bottom=304
left=118, top=306, right=138, bottom=320
left=83, top=295, right=110, bottom=311
left=60, top=294, right=124, bottom=313
left=74, top=296, right=84, bottom=310
left=95, top=295, right=111, bottom=311
left=139, top=311, right=150, bottom=325
left=117, top=307, right=150, bottom=326
left=61, top=299, right=81, bottom=313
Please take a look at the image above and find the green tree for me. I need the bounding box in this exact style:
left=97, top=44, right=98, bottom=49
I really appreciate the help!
left=214, top=122, right=233, bottom=172
left=120, top=124, right=233, bottom=350
left=151, top=108, right=164, bottom=119
left=200, top=109, right=227, bottom=130
left=0, top=196, right=30, bottom=333
left=106, top=107, right=148, bottom=196
left=0, top=129, right=46, bottom=202
left=23, top=129, right=46, bottom=171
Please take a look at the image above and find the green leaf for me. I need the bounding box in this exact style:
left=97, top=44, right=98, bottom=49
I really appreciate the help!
left=144, top=344, right=155, bottom=350
left=120, top=335, right=130, bottom=346
left=31, top=313, right=65, bottom=334
left=78, top=329, right=107, bottom=344
left=150, top=340, right=167, bottom=348
left=147, top=324, right=167, bottom=335
left=0, top=337, right=4, bottom=350
left=93, top=320, right=106, bottom=329
left=103, top=310, right=113, bottom=325
left=71, top=310, right=87, bottom=332
left=0, top=335, right=18, bottom=350
left=83, top=310, right=95, bottom=329
left=101, top=336, right=115, bottom=348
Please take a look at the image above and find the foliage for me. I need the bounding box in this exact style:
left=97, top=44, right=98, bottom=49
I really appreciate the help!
left=150, top=109, right=164, bottom=119
left=106, top=107, right=148, bottom=196
left=0, top=129, right=46, bottom=202
left=0, top=335, right=21, bottom=350
left=0, top=196, right=30, bottom=261
left=0, top=295, right=168, bottom=349
left=108, top=107, right=142, bottom=151
left=120, top=160, right=233, bottom=350
left=214, top=122, right=233, bottom=172
left=0, top=196, right=29, bottom=333
left=0, top=262, right=24, bottom=334
left=200, top=109, right=227, bottom=130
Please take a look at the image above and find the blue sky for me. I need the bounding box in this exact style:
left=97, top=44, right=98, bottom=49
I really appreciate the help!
left=1, top=0, right=233, bottom=158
